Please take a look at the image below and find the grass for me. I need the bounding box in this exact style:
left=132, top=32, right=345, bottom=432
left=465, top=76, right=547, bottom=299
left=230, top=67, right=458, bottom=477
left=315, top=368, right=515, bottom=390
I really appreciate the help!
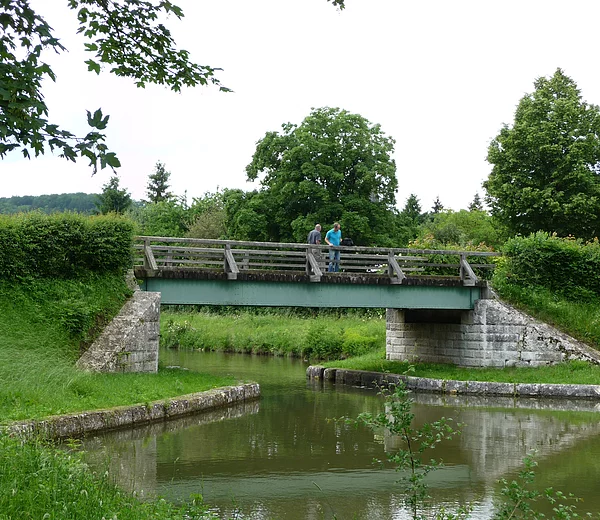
left=0, top=275, right=236, bottom=423
left=323, top=349, right=600, bottom=385
left=161, top=307, right=386, bottom=359
left=0, top=434, right=217, bottom=519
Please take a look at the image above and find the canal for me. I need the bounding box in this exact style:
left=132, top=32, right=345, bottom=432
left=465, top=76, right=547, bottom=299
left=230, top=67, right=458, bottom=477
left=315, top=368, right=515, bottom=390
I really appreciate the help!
left=82, top=349, right=600, bottom=519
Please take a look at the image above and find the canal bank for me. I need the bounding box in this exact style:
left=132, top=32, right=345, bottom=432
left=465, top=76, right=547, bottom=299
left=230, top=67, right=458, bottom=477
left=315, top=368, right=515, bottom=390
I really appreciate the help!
left=307, top=366, right=600, bottom=399
left=5, top=383, right=260, bottom=440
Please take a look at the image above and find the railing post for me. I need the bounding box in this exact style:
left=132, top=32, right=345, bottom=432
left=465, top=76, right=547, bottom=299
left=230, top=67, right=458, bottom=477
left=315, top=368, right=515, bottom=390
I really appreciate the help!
left=224, top=244, right=239, bottom=280
left=460, top=253, right=478, bottom=286
left=143, top=238, right=158, bottom=271
left=306, top=246, right=322, bottom=282
left=387, top=252, right=406, bottom=284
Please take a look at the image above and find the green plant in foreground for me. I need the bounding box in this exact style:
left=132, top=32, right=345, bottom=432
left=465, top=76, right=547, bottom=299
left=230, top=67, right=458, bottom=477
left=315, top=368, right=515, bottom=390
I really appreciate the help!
left=350, top=381, right=470, bottom=520
left=494, top=452, right=596, bottom=520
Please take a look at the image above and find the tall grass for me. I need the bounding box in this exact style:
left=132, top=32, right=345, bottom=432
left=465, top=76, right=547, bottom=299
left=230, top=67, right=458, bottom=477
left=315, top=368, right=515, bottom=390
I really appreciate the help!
left=160, top=308, right=386, bottom=360
left=0, top=435, right=217, bottom=519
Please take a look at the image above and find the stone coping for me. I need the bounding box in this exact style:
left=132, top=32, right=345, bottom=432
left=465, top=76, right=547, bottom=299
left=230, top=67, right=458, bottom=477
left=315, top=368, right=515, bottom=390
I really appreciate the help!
left=307, top=366, right=600, bottom=400
left=3, top=383, right=260, bottom=440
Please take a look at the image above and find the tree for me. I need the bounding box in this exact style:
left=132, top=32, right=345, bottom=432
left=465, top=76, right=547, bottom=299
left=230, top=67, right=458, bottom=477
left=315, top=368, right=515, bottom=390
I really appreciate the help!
left=431, top=196, right=444, bottom=214
left=395, top=194, right=424, bottom=246
left=244, top=107, right=398, bottom=245
left=1, top=1, right=344, bottom=173
left=145, top=161, right=173, bottom=203
left=95, top=176, right=131, bottom=214
left=468, top=192, right=483, bottom=212
left=484, top=68, right=600, bottom=239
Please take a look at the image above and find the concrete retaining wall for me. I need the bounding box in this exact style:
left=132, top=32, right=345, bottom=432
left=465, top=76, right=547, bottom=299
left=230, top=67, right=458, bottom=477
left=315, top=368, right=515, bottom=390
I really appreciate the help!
left=77, top=290, right=161, bottom=373
left=307, top=366, right=600, bottom=399
left=386, top=298, right=600, bottom=368
left=6, top=383, right=260, bottom=439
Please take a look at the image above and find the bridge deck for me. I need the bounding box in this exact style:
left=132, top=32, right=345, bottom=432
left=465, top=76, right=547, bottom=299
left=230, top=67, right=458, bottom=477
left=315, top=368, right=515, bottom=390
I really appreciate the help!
left=134, top=237, right=497, bottom=309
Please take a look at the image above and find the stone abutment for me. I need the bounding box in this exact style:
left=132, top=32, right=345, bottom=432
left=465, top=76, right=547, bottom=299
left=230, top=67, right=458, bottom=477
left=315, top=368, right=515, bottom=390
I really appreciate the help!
left=386, top=298, right=600, bottom=367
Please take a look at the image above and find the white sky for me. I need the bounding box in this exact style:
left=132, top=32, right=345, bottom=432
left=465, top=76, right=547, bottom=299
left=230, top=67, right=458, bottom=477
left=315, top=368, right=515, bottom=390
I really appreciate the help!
left=3, top=0, right=600, bottom=211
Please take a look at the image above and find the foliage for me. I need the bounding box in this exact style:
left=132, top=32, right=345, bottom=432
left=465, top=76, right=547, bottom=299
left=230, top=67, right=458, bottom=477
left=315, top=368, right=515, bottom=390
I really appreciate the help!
left=351, top=383, right=469, bottom=520
left=0, top=212, right=134, bottom=279
left=128, top=196, right=189, bottom=237
left=222, top=188, right=271, bottom=241
left=187, top=189, right=227, bottom=239
left=415, top=209, right=506, bottom=249
left=0, top=0, right=344, bottom=171
left=0, top=192, right=98, bottom=214
left=95, top=175, right=132, bottom=214
left=146, top=161, right=174, bottom=203
left=499, top=232, right=600, bottom=301
left=244, top=107, right=399, bottom=245
left=395, top=193, right=425, bottom=246
left=431, top=195, right=444, bottom=214
left=0, top=435, right=220, bottom=519
left=494, top=453, right=593, bottom=519
left=468, top=193, right=483, bottom=212
left=484, top=69, right=600, bottom=239
left=407, top=234, right=498, bottom=280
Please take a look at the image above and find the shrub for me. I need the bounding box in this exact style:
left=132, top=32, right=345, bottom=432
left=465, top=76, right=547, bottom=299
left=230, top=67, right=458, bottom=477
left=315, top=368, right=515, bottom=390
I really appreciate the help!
left=500, top=232, right=600, bottom=300
left=0, top=212, right=134, bottom=280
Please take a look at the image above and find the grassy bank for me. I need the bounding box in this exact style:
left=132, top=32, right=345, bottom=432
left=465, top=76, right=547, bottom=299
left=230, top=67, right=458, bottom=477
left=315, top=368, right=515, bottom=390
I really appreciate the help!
left=322, top=349, right=600, bottom=385
left=0, top=275, right=235, bottom=423
left=0, top=434, right=216, bottom=519
left=161, top=307, right=386, bottom=359
left=492, top=276, right=600, bottom=350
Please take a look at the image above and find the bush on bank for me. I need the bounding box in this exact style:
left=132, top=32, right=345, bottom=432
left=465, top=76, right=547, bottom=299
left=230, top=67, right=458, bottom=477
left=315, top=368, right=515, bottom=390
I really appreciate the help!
left=500, top=232, right=600, bottom=301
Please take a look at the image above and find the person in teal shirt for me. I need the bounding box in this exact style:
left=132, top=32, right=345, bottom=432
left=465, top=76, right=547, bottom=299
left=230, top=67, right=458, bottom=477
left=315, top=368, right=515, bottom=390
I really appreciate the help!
left=325, top=222, right=342, bottom=272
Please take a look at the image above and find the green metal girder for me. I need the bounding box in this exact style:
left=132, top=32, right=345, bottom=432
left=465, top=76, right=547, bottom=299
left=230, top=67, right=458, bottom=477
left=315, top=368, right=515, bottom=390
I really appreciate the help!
left=141, top=278, right=481, bottom=309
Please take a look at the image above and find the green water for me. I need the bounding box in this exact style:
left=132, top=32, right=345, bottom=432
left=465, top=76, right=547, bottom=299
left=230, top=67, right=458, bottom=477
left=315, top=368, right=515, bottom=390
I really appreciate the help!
left=82, top=350, right=600, bottom=519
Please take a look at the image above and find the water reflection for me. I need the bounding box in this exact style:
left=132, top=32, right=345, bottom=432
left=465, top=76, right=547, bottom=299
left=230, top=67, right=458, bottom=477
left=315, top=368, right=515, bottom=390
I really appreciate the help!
left=81, top=351, right=600, bottom=519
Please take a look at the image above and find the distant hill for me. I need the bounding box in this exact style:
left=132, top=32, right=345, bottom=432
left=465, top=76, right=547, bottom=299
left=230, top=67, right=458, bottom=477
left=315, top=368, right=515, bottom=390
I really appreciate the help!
left=0, top=193, right=99, bottom=214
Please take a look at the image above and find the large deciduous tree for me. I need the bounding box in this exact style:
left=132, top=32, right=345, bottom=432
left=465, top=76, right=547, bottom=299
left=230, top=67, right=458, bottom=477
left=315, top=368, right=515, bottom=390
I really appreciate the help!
left=484, top=69, right=600, bottom=239
left=1, top=0, right=344, bottom=173
left=244, top=107, right=398, bottom=245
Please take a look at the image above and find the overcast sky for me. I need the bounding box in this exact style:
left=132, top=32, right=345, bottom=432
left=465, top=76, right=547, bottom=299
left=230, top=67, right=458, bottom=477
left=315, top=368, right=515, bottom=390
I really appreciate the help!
left=4, top=0, right=600, bottom=211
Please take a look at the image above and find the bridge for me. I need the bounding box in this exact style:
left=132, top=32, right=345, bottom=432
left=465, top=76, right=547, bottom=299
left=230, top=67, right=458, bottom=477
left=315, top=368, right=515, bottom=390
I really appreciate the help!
left=133, top=236, right=498, bottom=309
left=132, top=237, right=587, bottom=368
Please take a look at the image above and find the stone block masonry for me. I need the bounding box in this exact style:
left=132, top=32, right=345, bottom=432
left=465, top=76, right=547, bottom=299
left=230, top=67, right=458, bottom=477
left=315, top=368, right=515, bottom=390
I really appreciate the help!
left=386, top=298, right=600, bottom=368
left=77, top=290, right=161, bottom=373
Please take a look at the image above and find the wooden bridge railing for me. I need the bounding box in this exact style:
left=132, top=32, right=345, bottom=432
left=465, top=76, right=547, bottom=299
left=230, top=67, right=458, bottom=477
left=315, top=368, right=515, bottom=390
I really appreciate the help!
left=134, top=236, right=500, bottom=286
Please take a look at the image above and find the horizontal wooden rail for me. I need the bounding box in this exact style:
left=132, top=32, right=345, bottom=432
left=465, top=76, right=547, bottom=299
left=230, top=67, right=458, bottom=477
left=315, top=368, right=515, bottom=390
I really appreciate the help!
left=134, top=236, right=499, bottom=285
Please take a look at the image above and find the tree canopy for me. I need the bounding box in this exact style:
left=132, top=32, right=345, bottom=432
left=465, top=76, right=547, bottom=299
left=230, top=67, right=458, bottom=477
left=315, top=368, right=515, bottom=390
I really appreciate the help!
left=244, top=107, right=398, bottom=245
left=1, top=0, right=344, bottom=173
left=484, top=68, right=600, bottom=240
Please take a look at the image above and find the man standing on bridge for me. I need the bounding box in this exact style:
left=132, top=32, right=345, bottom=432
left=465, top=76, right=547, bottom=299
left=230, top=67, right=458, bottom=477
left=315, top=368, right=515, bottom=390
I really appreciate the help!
left=307, top=224, right=322, bottom=245
left=325, top=222, right=342, bottom=272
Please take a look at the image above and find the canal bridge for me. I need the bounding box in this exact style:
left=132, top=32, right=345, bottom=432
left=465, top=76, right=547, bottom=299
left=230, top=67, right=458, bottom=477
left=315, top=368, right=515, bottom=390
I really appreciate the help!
left=133, top=236, right=591, bottom=369
left=133, top=236, right=496, bottom=309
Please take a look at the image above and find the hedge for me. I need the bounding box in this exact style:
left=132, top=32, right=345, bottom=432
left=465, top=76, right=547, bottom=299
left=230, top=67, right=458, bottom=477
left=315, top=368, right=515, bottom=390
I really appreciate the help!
left=501, top=232, right=600, bottom=299
left=0, top=213, right=135, bottom=279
